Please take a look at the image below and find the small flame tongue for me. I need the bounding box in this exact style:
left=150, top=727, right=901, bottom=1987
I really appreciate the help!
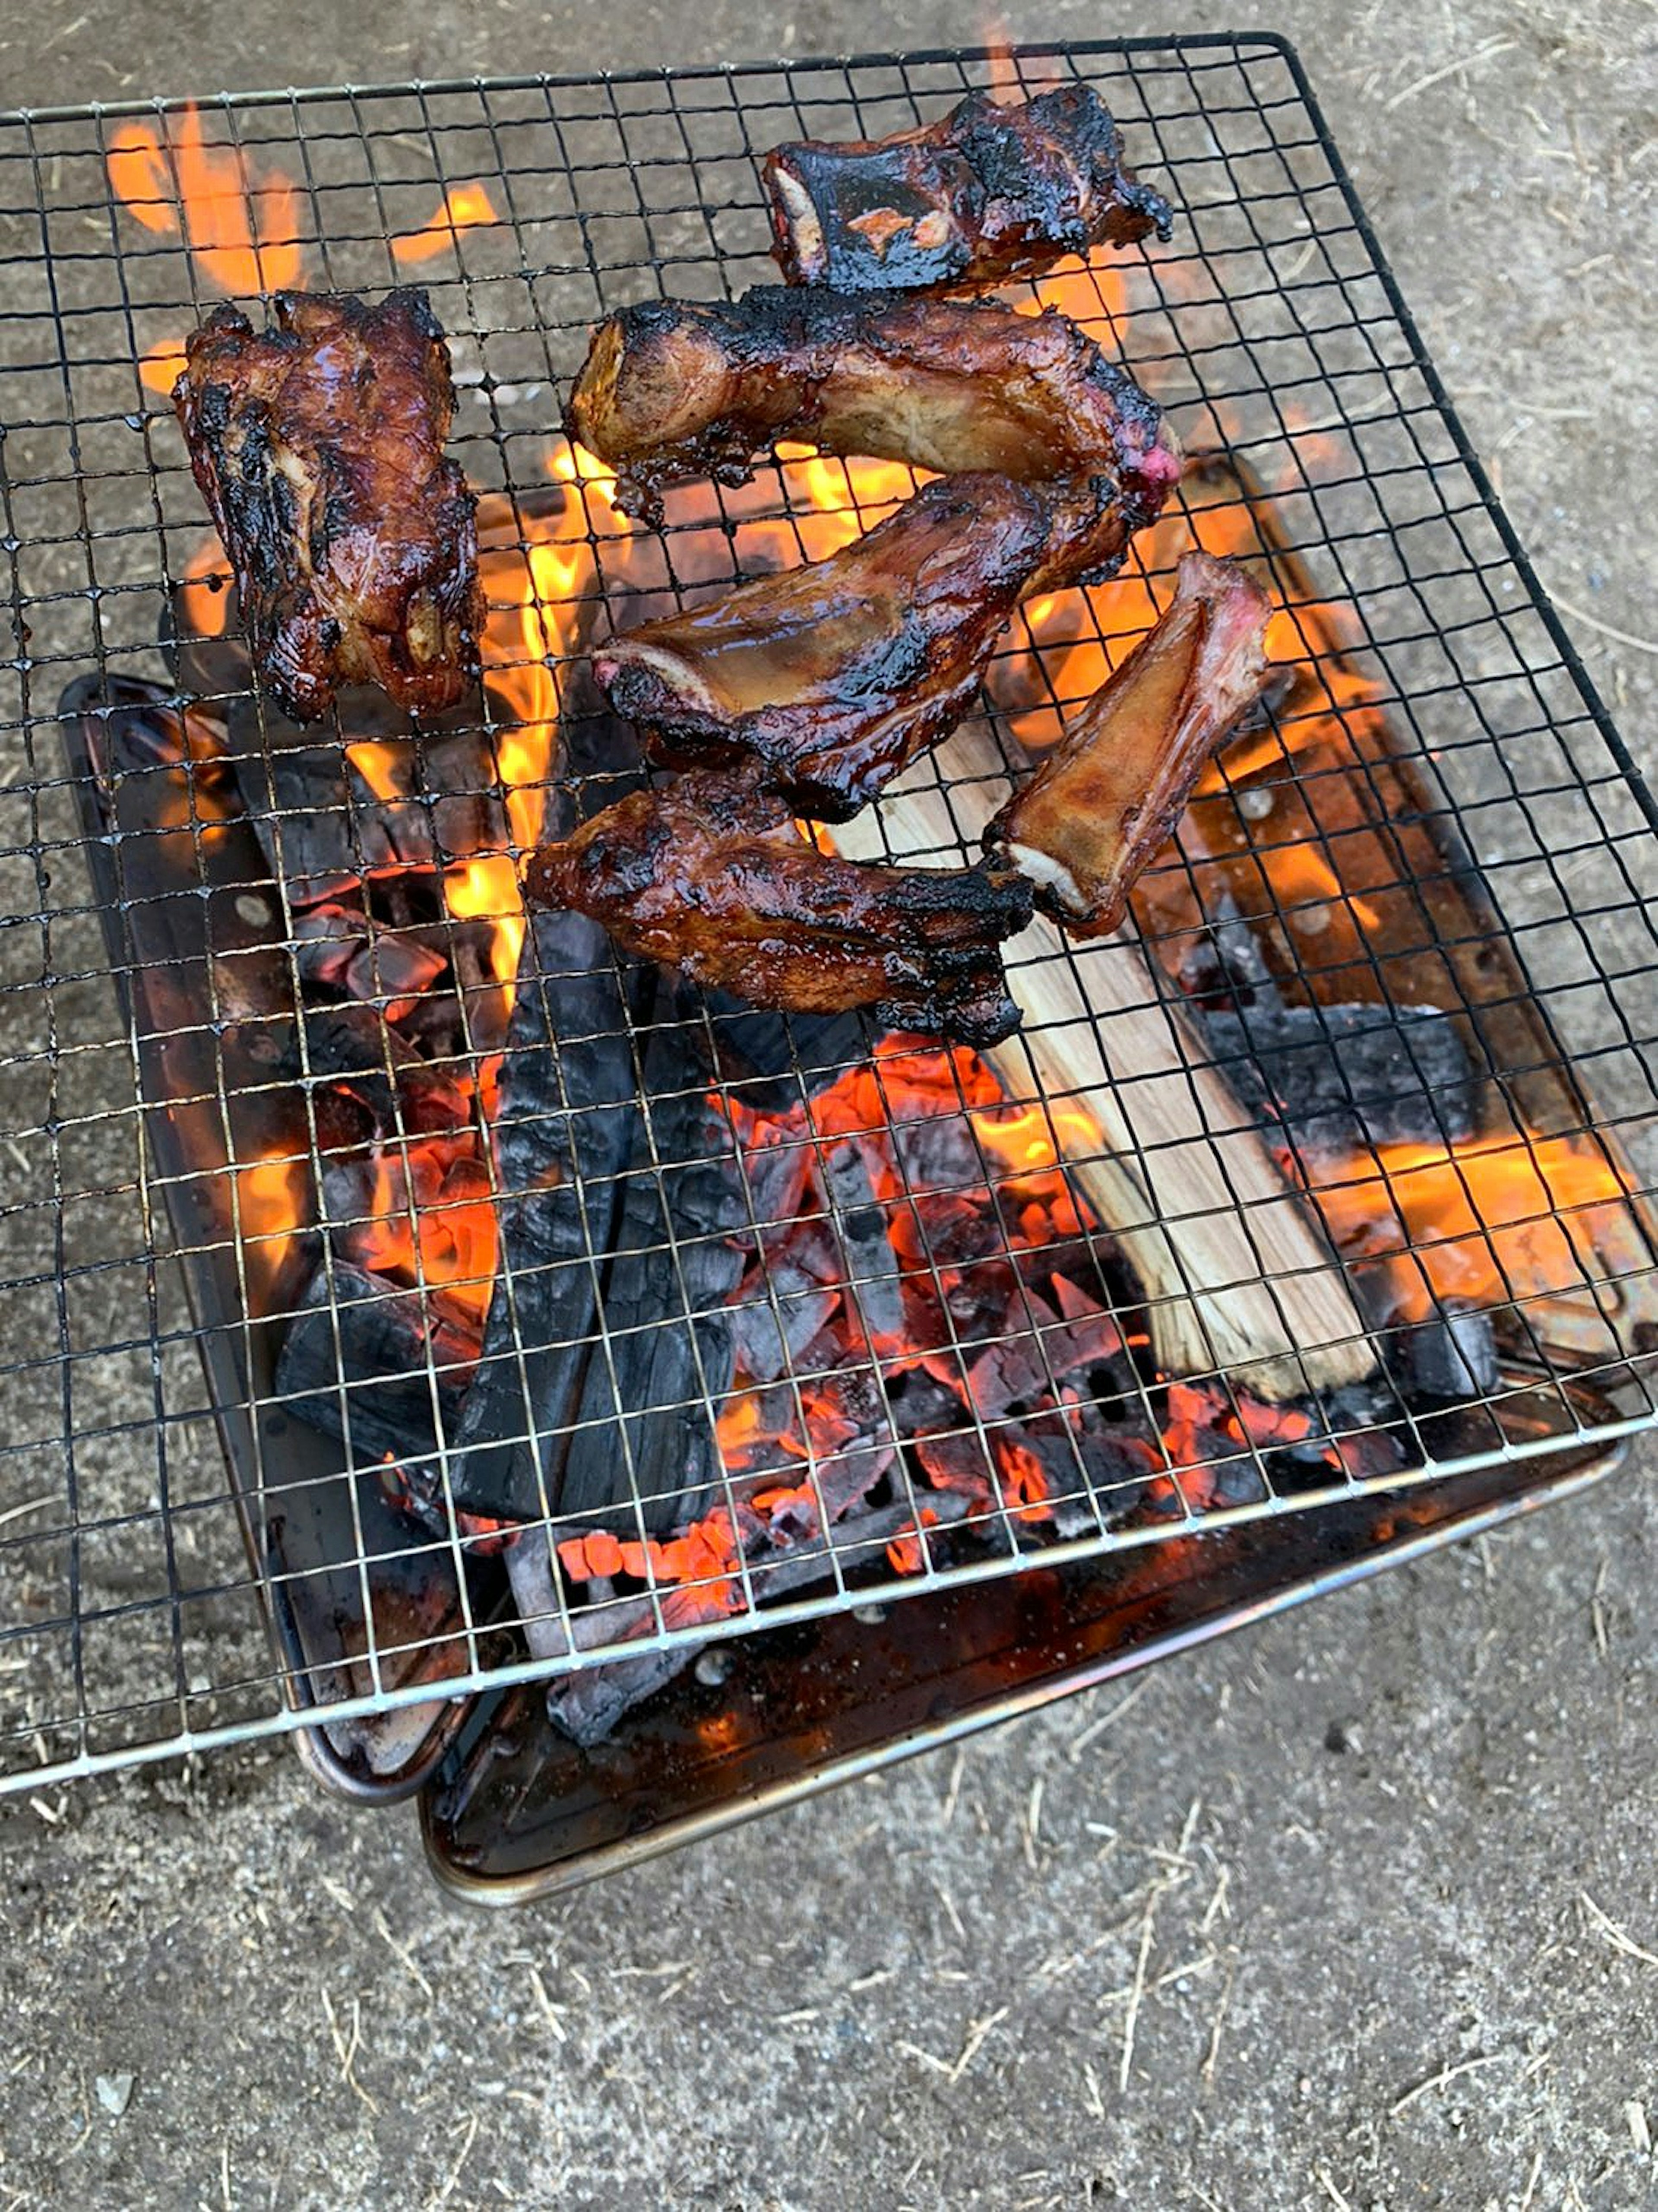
left=391, top=182, right=502, bottom=266
left=107, top=105, right=303, bottom=297
left=1316, top=1132, right=1633, bottom=1321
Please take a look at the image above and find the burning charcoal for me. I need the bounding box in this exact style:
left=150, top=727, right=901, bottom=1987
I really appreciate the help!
left=888, top=1110, right=990, bottom=1202
left=914, top=1428, right=997, bottom=1505
left=1195, top=999, right=1479, bottom=1161
left=558, top=1037, right=748, bottom=1532
left=527, top=1492, right=976, bottom=1746
left=885, top=1365, right=968, bottom=1439
left=716, top=1380, right=804, bottom=1470
left=1155, top=1381, right=1272, bottom=1515
left=962, top=1330, right=1049, bottom=1417
left=782, top=1214, right=854, bottom=1289
left=290, top=1001, right=413, bottom=1126
left=995, top=1424, right=1102, bottom=1538
left=275, top=1259, right=478, bottom=1465
left=728, top=1271, right=842, bottom=1384
left=445, top=901, right=643, bottom=1523
left=1388, top=1310, right=1500, bottom=1402
left=805, top=1436, right=897, bottom=1525
left=1042, top=1274, right=1136, bottom=1394
left=290, top=904, right=451, bottom=1014
left=732, top=1138, right=813, bottom=1242
left=820, top=1140, right=907, bottom=1350
left=1072, top=1425, right=1161, bottom=1512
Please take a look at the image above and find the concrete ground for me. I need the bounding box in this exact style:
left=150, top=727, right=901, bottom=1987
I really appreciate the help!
left=1, top=1, right=1655, bottom=2206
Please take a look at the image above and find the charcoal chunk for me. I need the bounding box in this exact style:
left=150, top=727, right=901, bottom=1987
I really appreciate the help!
left=275, top=1259, right=477, bottom=1464
left=1388, top=1310, right=1500, bottom=1402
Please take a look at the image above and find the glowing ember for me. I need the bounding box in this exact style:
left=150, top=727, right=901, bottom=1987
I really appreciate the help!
left=390, top=182, right=502, bottom=265
left=886, top=1506, right=941, bottom=1574
left=343, top=1133, right=500, bottom=1332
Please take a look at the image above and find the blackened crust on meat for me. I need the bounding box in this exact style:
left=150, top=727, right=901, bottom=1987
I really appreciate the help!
left=173, top=288, right=482, bottom=723
left=590, top=473, right=1058, bottom=819
left=763, top=84, right=1174, bottom=295
left=528, top=770, right=1033, bottom=1047
left=563, top=285, right=1180, bottom=529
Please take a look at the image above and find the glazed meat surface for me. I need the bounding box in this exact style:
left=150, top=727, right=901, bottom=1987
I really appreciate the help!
left=174, top=288, right=482, bottom=722
left=764, top=84, right=1173, bottom=295
left=564, top=286, right=1180, bottom=548
left=985, top=551, right=1273, bottom=935
left=594, top=474, right=1064, bottom=820
left=528, top=771, right=1034, bottom=1047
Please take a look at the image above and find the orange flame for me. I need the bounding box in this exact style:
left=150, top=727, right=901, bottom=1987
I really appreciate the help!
left=178, top=535, right=231, bottom=637
left=1263, top=841, right=1381, bottom=935
left=232, top=1148, right=308, bottom=1292
left=459, top=440, right=627, bottom=1011
left=390, top=182, right=502, bottom=266
left=1318, top=1132, right=1633, bottom=1322
left=138, top=336, right=189, bottom=398
left=343, top=742, right=405, bottom=805
left=107, top=105, right=302, bottom=296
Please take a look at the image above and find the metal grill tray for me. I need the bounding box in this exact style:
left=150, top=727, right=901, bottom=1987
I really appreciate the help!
left=2, top=38, right=1655, bottom=1795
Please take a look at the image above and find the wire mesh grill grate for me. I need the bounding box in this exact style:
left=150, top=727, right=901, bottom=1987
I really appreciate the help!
left=0, top=38, right=1654, bottom=1791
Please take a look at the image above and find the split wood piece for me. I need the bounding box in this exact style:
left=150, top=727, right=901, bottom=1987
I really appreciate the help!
left=831, top=720, right=1376, bottom=1399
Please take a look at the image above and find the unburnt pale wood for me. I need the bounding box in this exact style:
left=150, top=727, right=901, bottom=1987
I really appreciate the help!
left=832, top=721, right=1377, bottom=1398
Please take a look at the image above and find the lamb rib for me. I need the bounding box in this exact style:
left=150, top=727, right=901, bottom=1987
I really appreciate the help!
left=986, top=551, right=1274, bottom=935
left=527, top=768, right=1034, bottom=1049
left=173, top=288, right=482, bottom=722
left=763, top=83, right=1173, bottom=296
left=564, top=285, right=1180, bottom=545
left=593, top=472, right=1060, bottom=820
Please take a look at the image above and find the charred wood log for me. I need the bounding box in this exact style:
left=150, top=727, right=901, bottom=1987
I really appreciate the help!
left=555, top=989, right=748, bottom=1531
left=1194, top=998, right=1478, bottom=1162
left=443, top=900, right=642, bottom=1524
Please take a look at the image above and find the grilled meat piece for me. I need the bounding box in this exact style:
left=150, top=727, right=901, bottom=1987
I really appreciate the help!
left=594, top=473, right=1064, bottom=820
left=985, top=551, right=1273, bottom=935
left=528, top=771, right=1034, bottom=1047
left=174, top=288, right=482, bottom=722
left=564, top=285, right=1180, bottom=536
left=763, top=83, right=1173, bottom=295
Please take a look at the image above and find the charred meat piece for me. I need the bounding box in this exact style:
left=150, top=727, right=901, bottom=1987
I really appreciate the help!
left=528, top=771, right=1034, bottom=1047
left=174, top=288, right=482, bottom=722
left=564, top=285, right=1180, bottom=536
left=764, top=83, right=1173, bottom=296
left=595, top=473, right=1060, bottom=820
left=985, top=551, right=1272, bottom=935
